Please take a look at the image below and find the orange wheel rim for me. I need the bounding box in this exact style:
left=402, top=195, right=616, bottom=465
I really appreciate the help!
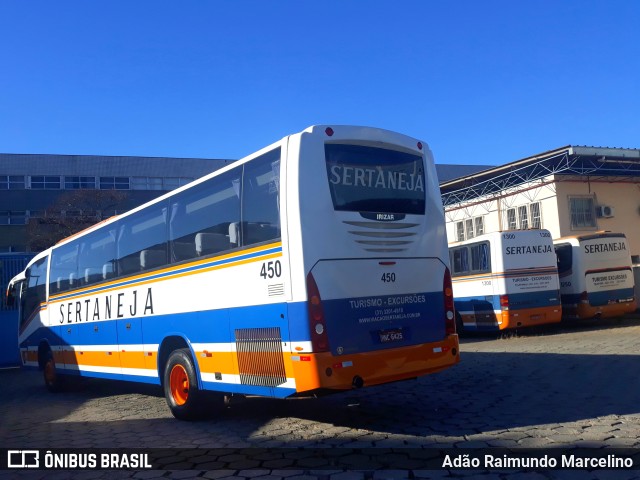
left=45, top=359, right=56, bottom=384
left=169, top=364, right=189, bottom=405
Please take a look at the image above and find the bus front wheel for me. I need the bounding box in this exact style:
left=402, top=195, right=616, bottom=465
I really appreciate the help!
left=163, top=348, right=207, bottom=421
left=43, top=351, right=64, bottom=393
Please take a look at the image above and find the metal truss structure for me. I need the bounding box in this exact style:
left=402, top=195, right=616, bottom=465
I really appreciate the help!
left=440, top=146, right=640, bottom=207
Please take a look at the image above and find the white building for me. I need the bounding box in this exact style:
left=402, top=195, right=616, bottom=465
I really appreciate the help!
left=440, top=146, right=640, bottom=262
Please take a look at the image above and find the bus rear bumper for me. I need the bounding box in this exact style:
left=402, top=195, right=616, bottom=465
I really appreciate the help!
left=572, top=299, right=638, bottom=320
left=500, top=305, right=563, bottom=330
left=291, top=335, right=460, bottom=394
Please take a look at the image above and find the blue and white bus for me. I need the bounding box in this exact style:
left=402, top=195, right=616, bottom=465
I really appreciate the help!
left=7, top=125, right=459, bottom=419
left=450, top=229, right=562, bottom=332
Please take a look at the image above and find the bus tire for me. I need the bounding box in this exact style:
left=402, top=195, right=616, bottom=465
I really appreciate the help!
left=43, top=350, right=64, bottom=393
left=163, top=348, right=206, bottom=421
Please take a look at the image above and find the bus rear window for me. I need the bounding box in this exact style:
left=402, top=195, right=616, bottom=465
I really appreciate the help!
left=325, top=144, right=425, bottom=215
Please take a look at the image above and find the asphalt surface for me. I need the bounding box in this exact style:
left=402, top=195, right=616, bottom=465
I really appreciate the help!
left=1, top=315, right=639, bottom=479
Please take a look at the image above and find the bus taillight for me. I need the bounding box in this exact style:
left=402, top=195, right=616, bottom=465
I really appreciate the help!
left=500, top=294, right=509, bottom=311
left=306, top=272, right=329, bottom=352
left=444, top=267, right=456, bottom=335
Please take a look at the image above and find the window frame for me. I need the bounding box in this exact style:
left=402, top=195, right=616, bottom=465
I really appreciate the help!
left=569, top=195, right=597, bottom=230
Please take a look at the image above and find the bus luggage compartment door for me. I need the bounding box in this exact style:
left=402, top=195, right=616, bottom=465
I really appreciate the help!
left=309, top=258, right=446, bottom=356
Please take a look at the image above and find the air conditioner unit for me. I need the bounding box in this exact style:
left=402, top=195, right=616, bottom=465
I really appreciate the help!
left=596, top=205, right=615, bottom=218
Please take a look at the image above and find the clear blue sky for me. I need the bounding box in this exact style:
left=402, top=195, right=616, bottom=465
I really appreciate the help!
left=1, top=1, right=638, bottom=166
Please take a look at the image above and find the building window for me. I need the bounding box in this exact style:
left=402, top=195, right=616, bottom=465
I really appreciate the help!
left=569, top=196, right=596, bottom=229
left=28, top=210, right=46, bottom=219
left=100, top=177, right=130, bottom=190
left=30, top=176, right=61, bottom=189
left=530, top=202, right=541, bottom=229
left=132, top=177, right=163, bottom=190
left=65, top=176, right=96, bottom=189
left=0, top=176, right=26, bottom=189
left=518, top=206, right=529, bottom=230
left=162, top=177, right=193, bottom=189
left=131, top=177, right=193, bottom=191
left=506, top=208, right=517, bottom=230
left=465, top=219, right=474, bottom=239
left=455, top=215, right=485, bottom=242
left=131, top=177, right=146, bottom=190
left=456, top=222, right=465, bottom=242
left=506, top=202, right=542, bottom=230
left=0, top=211, right=27, bottom=225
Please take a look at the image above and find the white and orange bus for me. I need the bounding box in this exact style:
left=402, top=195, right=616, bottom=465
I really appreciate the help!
left=554, top=232, right=637, bottom=320
left=449, top=229, right=562, bottom=332
left=6, top=125, right=459, bottom=420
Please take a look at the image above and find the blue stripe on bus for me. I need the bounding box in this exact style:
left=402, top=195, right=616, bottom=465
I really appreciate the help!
left=454, top=295, right=500, bottom=312
left=507, top=290, right=561, bottom=309
left=588, top=287, right=635, bottom=307
left=21, top=302, right=305, bottom=351
left=202, top=381, right=295, bottom=398
left=560, top=287, right=635, bottom=308
left=454, top=290, right=561, bottom=312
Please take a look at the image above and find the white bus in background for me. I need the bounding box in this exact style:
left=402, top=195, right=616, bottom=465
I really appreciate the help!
left=7, top=125, right=459, bottom=420
left=449, top=229, right=562, bottom=332
left=554, top=232, right=637, bottom=320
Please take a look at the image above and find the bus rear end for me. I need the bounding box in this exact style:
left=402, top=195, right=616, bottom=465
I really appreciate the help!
left=286, top=126, right=459, bottom=394
left=496, top=230, right=562, bottom=329
left=576, top=233, right=636, bottom=319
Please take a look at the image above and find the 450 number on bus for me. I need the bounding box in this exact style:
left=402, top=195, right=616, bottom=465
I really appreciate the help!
left=260, top=260, right=282, bottom=279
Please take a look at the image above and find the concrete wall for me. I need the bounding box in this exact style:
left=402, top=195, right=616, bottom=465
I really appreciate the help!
left=555, top=179, right=640, bottom=258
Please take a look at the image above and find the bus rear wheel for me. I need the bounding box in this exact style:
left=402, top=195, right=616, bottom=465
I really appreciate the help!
left=163, top=348, right=208, bottom=420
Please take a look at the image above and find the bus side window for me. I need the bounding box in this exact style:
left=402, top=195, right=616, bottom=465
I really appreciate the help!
left=78, top=228, right=117, bottom=287
left=240, top=149, right=281, bottom=247
left=118, top=205, right=169, bottom=274
left=470, top=242, right=490, bottom=273
left=20, top=256, right=48, bottom=328
left=169, top=169, right=241, bottom=263
left=451, top=247, right=469, bottom=276
left=49, top=243, right=78, bottom=294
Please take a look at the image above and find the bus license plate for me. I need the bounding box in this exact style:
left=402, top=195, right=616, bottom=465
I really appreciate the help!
left=379, top=328, right=404, bottom=343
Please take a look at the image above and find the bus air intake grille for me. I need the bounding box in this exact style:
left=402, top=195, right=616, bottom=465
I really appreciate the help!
left=343, top=220, right=419, bottom=252
left=234, top=327, right=287, bottom=387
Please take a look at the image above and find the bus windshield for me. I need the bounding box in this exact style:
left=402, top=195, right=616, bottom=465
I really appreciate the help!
left=325, top=144, right=425, bottom=215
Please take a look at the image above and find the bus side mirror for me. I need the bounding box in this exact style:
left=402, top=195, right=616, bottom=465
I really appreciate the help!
left=7, top=288, right=16, bottom=307
left=5, top=284, right=16, bottom=307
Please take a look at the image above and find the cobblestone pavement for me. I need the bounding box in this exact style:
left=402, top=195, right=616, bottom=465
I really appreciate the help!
left=1, top=316, right=639, bottom=479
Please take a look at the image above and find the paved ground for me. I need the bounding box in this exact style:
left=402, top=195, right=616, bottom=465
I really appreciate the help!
left=1, top=316, right=640, bottom=479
